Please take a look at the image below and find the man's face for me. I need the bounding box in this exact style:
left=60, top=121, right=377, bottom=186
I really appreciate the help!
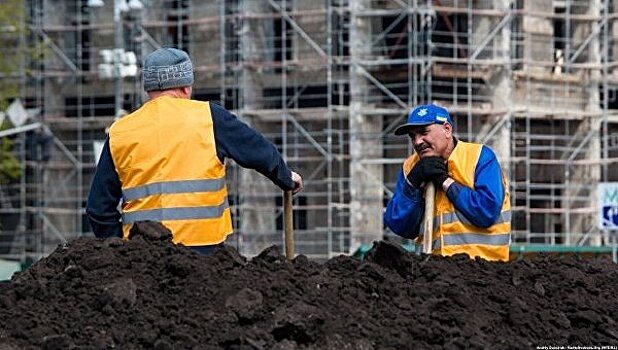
left=408, top=122, right=452, bottom=159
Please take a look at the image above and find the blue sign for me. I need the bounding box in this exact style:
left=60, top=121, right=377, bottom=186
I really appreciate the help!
left=599, top=183, right=618, bottom=229
left=602, top=206, right=618, bottom=227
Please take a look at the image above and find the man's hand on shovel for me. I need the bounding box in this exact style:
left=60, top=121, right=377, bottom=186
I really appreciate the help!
left=291, top=171, right=303, bottom=194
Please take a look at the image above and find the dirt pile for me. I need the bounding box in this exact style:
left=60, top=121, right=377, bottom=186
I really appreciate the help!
left=0, top=222, right=617, bottom=349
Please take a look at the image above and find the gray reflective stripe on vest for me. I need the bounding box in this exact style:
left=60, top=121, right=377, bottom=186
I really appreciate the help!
left=418, top=222, right=439, bottom=236
left=414, top=238, right=441, bottom=254
left=416, top=233, right=509, bottom=253
left=122, top=178, right=226, bottom=201
left=441, top=233, right=510, bottom=247
left=416, top=210, right=511, bottom=254
left=441, top=210, right=511, bottom=226
left=122, top=202, right=229, bottom=224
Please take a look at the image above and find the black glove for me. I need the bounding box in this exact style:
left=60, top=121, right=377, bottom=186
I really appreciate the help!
left=406, top=156, right=448, bottom=188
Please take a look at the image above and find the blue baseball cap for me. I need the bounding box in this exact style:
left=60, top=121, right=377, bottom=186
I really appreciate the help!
left=394, top=104, right=453, bottom=135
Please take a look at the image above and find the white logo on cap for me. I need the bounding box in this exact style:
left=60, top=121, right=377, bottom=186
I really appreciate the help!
left=417, top=108, right=428, bottom=117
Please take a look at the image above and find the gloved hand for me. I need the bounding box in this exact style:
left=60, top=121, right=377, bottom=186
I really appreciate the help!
left=406, top=156, right=448, bottom=188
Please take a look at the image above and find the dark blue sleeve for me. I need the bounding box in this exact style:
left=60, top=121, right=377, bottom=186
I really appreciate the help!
left=85, top=139, right=123, bottom=238
left=445, top=145, right=505, bottom=228
left=210, top=103, right=294, bottom=191
left=383, top=171, right=424, bottom=239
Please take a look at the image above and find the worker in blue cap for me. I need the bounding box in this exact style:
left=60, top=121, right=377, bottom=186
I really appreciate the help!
left=383, top=104, right=511, bottom=261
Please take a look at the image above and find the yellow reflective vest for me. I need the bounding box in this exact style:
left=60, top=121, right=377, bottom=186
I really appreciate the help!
left=403, top=141, right=511, bottom=261
left=108, top=96, right=233, bottom=246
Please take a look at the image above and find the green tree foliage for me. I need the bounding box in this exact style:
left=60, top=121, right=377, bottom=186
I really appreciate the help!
left=0, top=122, right=21, bottom=185
left=0, top=0, right=25, bottom=107
left=0, top=0, right=25, bottom=184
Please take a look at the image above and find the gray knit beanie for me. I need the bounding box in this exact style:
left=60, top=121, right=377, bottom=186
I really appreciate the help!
left=142, top=48, right=194, bottom=92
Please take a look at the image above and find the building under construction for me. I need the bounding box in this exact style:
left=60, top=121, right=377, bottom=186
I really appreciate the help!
left=1, top=0, right=617, bottom=263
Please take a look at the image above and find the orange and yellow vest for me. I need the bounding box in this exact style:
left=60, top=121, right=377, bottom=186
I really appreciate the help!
left=108, top=96, right=233, bottom=246
left=403, top=141, right=511, bottom=261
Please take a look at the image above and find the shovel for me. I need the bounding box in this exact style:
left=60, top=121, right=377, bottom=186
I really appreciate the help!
left=422, top=182, right=435, bottom=254
left=283, top=190, right=294, bottom=260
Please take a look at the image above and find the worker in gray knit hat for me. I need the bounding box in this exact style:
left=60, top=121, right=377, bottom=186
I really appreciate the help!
left=86, top=47, right=303, bottom=255
left=142, top=47, right=194, bottom=92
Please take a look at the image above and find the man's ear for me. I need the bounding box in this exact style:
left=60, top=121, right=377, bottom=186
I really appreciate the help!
left=443, top=122, right=453, bottom=138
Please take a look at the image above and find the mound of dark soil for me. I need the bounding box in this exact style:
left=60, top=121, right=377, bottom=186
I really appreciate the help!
left=0, top=222, right=617, bottom=349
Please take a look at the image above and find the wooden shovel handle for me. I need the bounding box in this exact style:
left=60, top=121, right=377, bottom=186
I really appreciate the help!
left=284, top=190, right=294, bottom=260
left=422, top=183, right=436, bottom=254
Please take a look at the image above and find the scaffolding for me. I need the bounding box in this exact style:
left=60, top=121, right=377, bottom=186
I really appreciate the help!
left=1, top=0, right=617, bottom=262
